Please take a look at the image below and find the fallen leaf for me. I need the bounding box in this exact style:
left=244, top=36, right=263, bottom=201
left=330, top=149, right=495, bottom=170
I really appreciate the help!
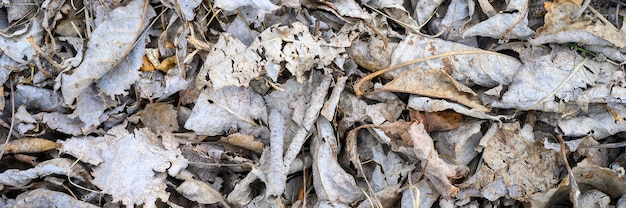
left=61, top=0, right=150, bottom=105
left=184, top=86, right=267, bottom=136
left=135, top=103, right=180, bottom=133
left=461, top=123, right=560, bottom=201
left=60, top=125, right=188, bottom=207
left=312, top=117, right=361, bottom=205
left=12, top=189, right=98, bottom=208
left=5, top=138, right=61, bottom=154
left=176, top=178, right=224, bottom=205
left=381, top=69, right=490, bottom=112
left=218, top=133, right=264, bottom=154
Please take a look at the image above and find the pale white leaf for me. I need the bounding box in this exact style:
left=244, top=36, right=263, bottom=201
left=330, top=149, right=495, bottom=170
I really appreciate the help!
left=12, top=189, right=98, bottom=208
left=176, top=179, right=223, bottom=204
left=312, top=117, right=360, bottom=204
left=0, top=19, right=43, bottom=63
left=184, top=86, right=267, bottom=136
left=389, top=34, right=521, bottom=87
left=463, top=13, right=534, bottom=39
left=60, top=126, right=188, bottom=207
left=61, top=0, right=149, bottom=105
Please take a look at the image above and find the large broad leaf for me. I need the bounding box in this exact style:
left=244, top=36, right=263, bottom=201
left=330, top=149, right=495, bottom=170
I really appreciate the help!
left=61, top=0, right=149, bottom=105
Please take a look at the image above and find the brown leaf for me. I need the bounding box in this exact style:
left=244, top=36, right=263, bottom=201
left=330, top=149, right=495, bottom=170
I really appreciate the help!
left=5, top=138, right=61, bottom=154
left=136, top=103, right=179, bottom=133
left=218, top=133, right=264, bottom=154
left=412, top=110, right=463, bottom=132
left=381, top=69, right=490, bottom=112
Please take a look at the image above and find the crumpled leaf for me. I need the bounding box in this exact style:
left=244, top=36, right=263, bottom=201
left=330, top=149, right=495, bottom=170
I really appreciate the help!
left=199, top=33, right=262, bottom=89
left=431, top=119, right=483, bottom=165
left=0, top=158, right=89, bottom=188
left=312, top=117, right=361, bottom=205
left=197, top=22, right=351, bottom=89
left=463, top=13, right=534, bottom=40
left=0, top=19, right=43, bottom=63
left=14, top=84, right=62, bottom=112
left=35, top=112, right=83, bottom=136
left=61, top=0, right=149, bottom=105
left=381, top=69, right=490, bottom=112
left=214, top=0, right=279, bottom=12
left=97, top=21, right=154, bottom=97
left=534, top=0, right=626, bottom=48
left=558, top=103, right=626, bottom=139
left=404, top=122, right=468, bottom=198
left=11, top=189, right=98, bottom=208
left=176, top=178, right=224, bottom=205
left=184, top=86, right=267, bottom=136
left=461, top=123, right=560, bottom=202
left=170, top=0, right=202, bottom=21
left=59, top=125, right=188, bottom=207
left=488, top=46, right=621, bottom=112
left=382, top=34, right=521, bottom=88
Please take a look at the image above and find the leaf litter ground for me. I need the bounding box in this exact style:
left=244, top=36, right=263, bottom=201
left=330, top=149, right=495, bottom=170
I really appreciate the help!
left=0, top=0, right=626, bottom=207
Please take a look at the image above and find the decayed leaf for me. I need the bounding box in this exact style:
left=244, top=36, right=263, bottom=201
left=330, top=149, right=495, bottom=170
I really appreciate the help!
left=69, top=86, right=106, bottom=129
left=134, top=103, right=180, bottom=133
left=12, top=189, right=98, bottom=208
left=535, top=0, right=626, bottom=48
left=0, top=19, right=43, bottom=63
left=0, top=158, right=89, bottom=188
left=407, top=95, right=510, bottom=122
left=381, top=69, right=490, bottom=112
left=184, top=86, right=267, bottom=136
left=558, top=103, right=626, bottom=139
left=218, top=133, right=264, bottom=154
left=176, top=178, right=224, bottom=205
left=4, top=138, right=61, bottom=154
left=431, top=119, right=483, bottom=165
left=412, top=110, right=463, bottom=132
left=370, top=144, right=412, bottom=192
left=463, top=13, right=534, bottom=40
left=98, top=21, right=154, bottom=97
left=312, top=117, right=361, bottom=205
left=404, top=122, right=468, bottom=198
left=59, top=125, right=188, bottom=207
left=35, top=112, right=83, bottom=136
left=377, top=33, right=521, bottom=88
left=198, top=33, right=262, bottom=89
left=214, top=0, right=279, bottom=12
left=461, top=123, right=560, bottom=202
left=61, top=0, right=149, bottom=105
left=14, top=84, right=62, bottom=112
left=488, top=46, right=621, bottom=112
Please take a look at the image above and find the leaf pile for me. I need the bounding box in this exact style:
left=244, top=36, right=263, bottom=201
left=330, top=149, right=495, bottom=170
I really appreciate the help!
left=0, top=0, right=625, bottom=207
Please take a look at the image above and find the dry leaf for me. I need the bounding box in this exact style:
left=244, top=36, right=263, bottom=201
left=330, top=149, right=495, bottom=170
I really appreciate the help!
left=219, top=133, right=264, bottom=154
left=312, top=117, right=361, bottom=205
left=176, top=178, right=224, bottom=205
left=461, top=123, right=560, bottom=201
left=0, top=158, right=90, bottom=188
left=404, top=122, right=468, bottom=198
left=184, top=86, right=267, bottom=136
left=5, top=138, right=61, bottom=154
left=381, top=69, right=490, bottom=112
left=135, top=103, right=180, bottom=133
left=413, top=110, right=463, bottom=132
left=12, top=189, right=98, bottom=208
left=60, top=125, right=188, bottom=207
left=61, top=0, right=149, bottom=105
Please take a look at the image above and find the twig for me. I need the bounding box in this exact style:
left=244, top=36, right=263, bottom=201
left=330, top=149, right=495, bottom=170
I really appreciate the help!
left=0, top=79, right=15, bottom=159
left=556, top=135, right=580, bottom=207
